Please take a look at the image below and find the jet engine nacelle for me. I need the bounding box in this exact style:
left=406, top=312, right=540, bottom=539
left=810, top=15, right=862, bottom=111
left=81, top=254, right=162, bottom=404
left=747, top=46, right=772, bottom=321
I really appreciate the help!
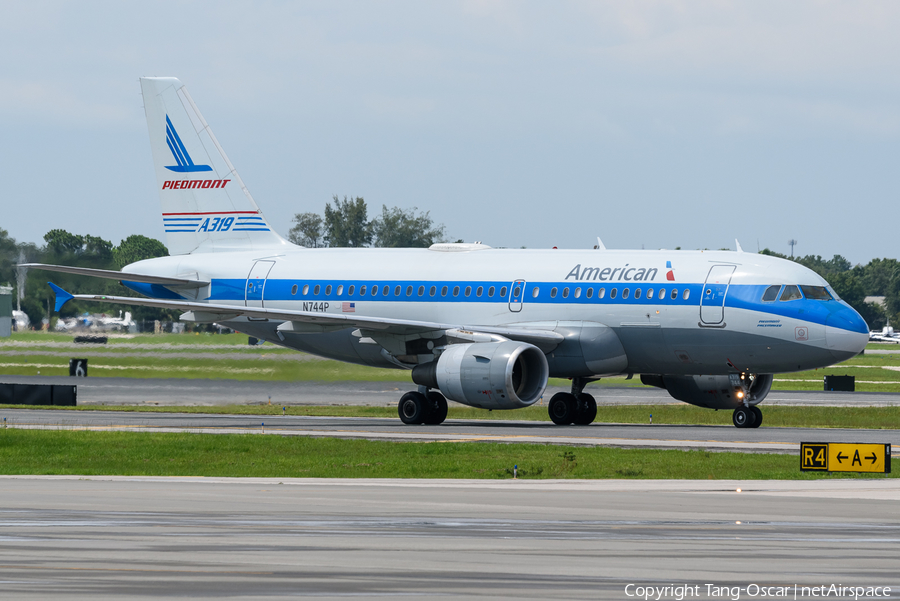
left=411, top=341, right=549, bottom=410
left=641, top=373, right=774, bottom=410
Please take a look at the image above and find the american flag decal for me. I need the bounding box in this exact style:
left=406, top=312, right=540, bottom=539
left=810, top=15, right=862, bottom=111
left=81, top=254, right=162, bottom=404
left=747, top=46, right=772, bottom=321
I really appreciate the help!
left=342, top=302, right=356, bottom=313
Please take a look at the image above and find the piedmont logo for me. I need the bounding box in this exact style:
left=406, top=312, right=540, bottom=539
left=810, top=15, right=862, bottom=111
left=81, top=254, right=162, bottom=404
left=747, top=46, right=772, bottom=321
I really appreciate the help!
left=164, top=115, right=213, bottom=173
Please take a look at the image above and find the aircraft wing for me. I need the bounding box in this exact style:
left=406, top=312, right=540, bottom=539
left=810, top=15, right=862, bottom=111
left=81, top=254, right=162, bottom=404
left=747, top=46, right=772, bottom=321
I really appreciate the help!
left=48, top=284, right=564, bottom=349
left=20, top=263, right=208, bottom=288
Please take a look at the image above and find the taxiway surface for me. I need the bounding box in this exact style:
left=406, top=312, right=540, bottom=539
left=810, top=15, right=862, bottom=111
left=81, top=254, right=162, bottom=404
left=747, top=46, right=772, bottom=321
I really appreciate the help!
left=3, top=408, right=898, bottom=453
left=0, top=476, right=897, bottom=600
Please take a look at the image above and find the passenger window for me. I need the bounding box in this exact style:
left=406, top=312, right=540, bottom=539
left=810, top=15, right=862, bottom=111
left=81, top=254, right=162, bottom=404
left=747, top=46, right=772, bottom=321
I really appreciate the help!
left=488, top=286, right=495, bottom=297
left=634, top=288, right=641, bottom=300
left=417, top=285, right=424, bottom=296
left=348, top=285, right=355, bottom=296
left=586, top=287, right=593, bottom=299
left=394, top=285, right=401, bottom=296
left=441, top=286, right=448, bottom=296
left=325, top=285, right=332, bottom=295
left=574, top=287, right=581, bottom=299
left=314, top=284, right=321, bottom=295
left=453, top=286, right=460, bottom=297
left=682, top=289, right=690, bottom=300
left=562, top=287, right=569, bottom=298
left=465, top=286, right=472, bottom=297
left=476, top=286, right=483, bottom=297
left=371, top=286, right=378, bottom=296
left=429, top=286, right=436, bottom=296
left=302, top=284, right=309, bottom=295
left=610, top=288, right=617, bottom=299
left=598, top=288, right=605, bottom=299
left=658, top=289, right=665, bottom=300
left=500, top=286, right=507, bottom=297
left=551, top=287, right=558, bottom=298
left=382, top=285, right=390, bottom=296
left=762, top=285, right=781, bottom=302
left=406, top=285, right=413, bottom=296
left=671, top=289, right=678, bottom=300
left=513, top=286, right=521, bottom=298
left=359, top=285, right=366, bottom=295
left=622, top=288, right=630, bottom=299
left=646, top=288, right=653, bottom=299
left=800, top=285, right=833, bottom=300
left=780, top=285, right=802, bottom=301
left=336, top=285, right=343, bottom=296
left=532, top=287, right=539, bottom=298
left=291, top=284, right=298, bottom=295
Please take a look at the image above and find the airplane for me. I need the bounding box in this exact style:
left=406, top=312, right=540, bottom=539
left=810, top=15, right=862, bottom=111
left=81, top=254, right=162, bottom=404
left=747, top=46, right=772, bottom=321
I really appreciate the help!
left=24, top=77, right=869, bottom=429
left=869, top=319, right=900, bottom=343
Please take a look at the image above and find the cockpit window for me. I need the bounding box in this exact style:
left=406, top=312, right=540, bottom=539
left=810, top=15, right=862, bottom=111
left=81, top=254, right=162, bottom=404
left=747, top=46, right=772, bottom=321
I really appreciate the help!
left=827, top=286, right=841, bottom=301
left=800, top=285, right=833, bottom=300
left=762, top=285, right=781, bottom=302
left=779, top=285, right=802, bottom=301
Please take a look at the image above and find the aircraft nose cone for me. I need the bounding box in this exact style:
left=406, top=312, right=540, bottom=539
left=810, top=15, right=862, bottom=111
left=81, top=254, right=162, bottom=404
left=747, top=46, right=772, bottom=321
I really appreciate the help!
left=825, top=305, right=868, bottom=362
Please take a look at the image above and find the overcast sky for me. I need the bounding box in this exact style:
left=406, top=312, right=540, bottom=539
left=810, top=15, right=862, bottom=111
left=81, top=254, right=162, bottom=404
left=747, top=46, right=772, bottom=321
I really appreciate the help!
left=2, top=1, right=898, bottom=264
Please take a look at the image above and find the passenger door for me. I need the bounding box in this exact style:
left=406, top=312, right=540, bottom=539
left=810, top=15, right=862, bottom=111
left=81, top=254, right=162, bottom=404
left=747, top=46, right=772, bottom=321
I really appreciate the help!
left=700, top=265, right=735, bottom=325
left=245, top=260, right=275, bottom=308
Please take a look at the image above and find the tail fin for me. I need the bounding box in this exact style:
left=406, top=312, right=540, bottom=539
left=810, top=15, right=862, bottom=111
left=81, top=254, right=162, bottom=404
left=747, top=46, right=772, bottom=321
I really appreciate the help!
left=140, top=77, right=289, bottom=255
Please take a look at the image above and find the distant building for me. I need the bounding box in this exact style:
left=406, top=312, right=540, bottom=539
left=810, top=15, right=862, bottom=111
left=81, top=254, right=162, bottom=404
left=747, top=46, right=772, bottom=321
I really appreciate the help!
left=0, top=286, right=11, bottom=337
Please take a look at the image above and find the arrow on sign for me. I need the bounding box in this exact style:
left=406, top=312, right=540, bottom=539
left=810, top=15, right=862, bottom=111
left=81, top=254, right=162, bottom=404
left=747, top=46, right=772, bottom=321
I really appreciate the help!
left=867, top=453, right=878, bottom=464
left=836, top=452, right=847, bottom=463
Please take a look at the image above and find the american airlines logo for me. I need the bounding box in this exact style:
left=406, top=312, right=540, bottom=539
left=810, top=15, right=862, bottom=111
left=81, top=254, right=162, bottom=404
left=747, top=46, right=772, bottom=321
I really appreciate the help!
left=565, top=263, right=661, bottom=282
left=164, top=115, right=213, bottom=173
left=162, top=211, right=271, bottom=234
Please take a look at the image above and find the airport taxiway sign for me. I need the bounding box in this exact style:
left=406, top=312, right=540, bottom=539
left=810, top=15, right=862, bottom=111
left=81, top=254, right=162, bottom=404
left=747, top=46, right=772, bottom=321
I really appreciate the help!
left=801, top=442, right=891, bottom=473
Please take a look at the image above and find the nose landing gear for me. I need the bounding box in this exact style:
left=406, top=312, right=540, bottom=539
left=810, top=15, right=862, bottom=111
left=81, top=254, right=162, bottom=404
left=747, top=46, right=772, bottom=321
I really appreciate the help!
left=732, top=405, right=763, bottom=428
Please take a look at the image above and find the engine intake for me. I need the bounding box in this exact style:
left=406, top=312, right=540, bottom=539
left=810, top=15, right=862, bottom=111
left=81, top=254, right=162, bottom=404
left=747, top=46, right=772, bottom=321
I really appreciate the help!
left=412, top=341, right=549, bottom=410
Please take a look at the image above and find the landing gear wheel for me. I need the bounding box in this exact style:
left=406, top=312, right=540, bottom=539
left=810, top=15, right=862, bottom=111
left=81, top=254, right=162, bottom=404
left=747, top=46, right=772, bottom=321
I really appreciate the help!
left=423, top=391, right=448, bottom=425
left=750, top=405, right=763, bottom=428
left=398, top=391, right=428, bottom=425
left=732, top=406, right=756, bottom=428
left=573, top=393, right=597, bottom=425
left=549, top=392, right=578, bottom=425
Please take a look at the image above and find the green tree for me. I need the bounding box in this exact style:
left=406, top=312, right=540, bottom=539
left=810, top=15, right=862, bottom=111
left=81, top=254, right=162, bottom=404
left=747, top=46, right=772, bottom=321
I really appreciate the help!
left=371, top=205, right=446, bottom=248
left=114, top=235, right=169, bottom=269
left=287, top=212, right=324, bottom=248
left=323, top=195, right=371, bottom=247
left=43, top=229, right=85, bottom=256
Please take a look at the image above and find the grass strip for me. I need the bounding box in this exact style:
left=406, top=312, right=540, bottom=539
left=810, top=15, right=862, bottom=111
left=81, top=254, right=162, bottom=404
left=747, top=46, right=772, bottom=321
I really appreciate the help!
left=0, top=429, right=894, bottom=479
left=4, top=403, right=899, bottom=429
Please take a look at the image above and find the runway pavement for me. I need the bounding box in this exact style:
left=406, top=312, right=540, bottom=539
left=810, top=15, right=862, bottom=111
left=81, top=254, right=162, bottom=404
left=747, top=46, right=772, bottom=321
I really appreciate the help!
left=4, top=374, right=900, bottom=407
left=3, top=408, right=898, bottom=454
left=0, top=476, right=897, bottom=600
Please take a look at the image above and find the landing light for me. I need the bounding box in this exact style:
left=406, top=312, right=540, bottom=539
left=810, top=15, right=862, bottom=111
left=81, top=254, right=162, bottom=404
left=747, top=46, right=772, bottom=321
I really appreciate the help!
left=737, top=391, right=744, bottom=399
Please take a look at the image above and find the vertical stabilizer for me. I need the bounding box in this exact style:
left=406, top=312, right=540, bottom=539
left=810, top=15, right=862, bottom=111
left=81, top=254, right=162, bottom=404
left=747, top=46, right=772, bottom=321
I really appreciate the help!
left=140, top=77, right=289, bottom=255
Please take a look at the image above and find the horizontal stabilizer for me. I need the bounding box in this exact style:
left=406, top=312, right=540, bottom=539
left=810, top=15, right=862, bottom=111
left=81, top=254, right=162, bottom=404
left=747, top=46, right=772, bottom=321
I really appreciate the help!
left=20, top=264, right=208, bottom=288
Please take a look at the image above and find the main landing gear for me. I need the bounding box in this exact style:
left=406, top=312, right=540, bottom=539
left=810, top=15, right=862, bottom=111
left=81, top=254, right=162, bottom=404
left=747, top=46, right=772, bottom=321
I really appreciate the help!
left=398, top=388, right=448, bottom=425
left=732, top=405, right=763, bottom=428
left=548, top=377, right=598, bottom=426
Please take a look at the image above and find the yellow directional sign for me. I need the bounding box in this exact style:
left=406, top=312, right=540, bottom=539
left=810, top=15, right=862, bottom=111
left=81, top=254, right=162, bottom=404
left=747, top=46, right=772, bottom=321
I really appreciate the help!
left=801, top=442, right=891, bottom=473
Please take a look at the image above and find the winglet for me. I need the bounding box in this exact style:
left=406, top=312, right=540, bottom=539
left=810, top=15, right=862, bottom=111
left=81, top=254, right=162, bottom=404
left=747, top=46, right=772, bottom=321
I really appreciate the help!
left=48, top=282, right=74, bottom=312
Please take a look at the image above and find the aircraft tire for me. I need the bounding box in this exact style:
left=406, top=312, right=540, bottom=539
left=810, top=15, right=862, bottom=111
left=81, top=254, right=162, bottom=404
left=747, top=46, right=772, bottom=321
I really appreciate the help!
left=732, top=406, right=755, bottom=428
left=398, top=391, right=428, bottom=425
left=750, top=405, right=763, bottom=428
left=549, top=392, right=578, bottom=425
left=424, top=391, right=448, bottom=425
left=574, top=393, right=597, bottom=425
